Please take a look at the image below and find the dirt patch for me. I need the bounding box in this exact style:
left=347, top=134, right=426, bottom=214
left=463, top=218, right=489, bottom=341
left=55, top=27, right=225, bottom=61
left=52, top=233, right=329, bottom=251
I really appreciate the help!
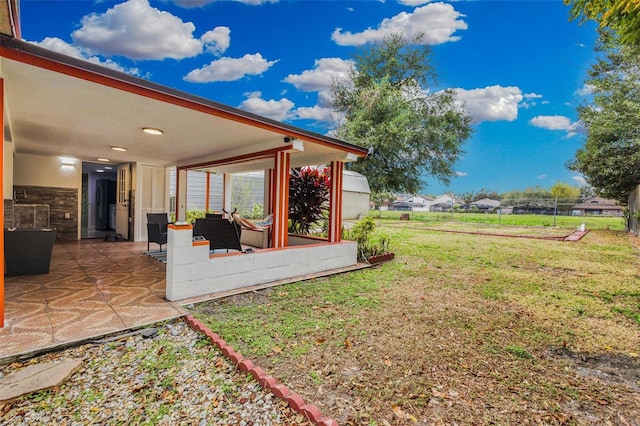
left=550, top=347, right=640, bottom=391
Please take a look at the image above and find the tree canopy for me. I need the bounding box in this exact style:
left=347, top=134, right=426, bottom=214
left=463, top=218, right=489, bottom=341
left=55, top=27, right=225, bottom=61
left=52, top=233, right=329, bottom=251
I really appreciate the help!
left=550, top=182, right=581, bottom=200
left=332, top=33, right=471, bottom=194
left=568, top=33, right=640, bottom=203
left=565, top=0, right=640, bottom=47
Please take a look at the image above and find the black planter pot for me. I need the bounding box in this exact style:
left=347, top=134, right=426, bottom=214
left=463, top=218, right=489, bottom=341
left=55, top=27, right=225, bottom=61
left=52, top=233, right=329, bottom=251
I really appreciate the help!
left=4, top=228, right=57, bottom=276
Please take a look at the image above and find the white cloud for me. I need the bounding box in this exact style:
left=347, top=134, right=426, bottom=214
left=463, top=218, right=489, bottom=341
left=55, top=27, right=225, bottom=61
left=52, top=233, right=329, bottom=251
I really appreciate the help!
left=201, top=26, right=231, bottom=55
left=455, top=171, right=468, bottom=177
left=399, top=0, right=431, bottom=5
left=576, top=83, right=595, bottom=96
left=184, top=53, right=278, bottom=82
left=453, top=85, right=523, bottom=123
left=71, top=0, right=214, bottom=60
left=171, top=0, right=277, bottom=7
left=537, top=174, right=548, bottom=180
left=284, top=58, right=354, bottom=92
left=572, top=175, right=588, bottom=186
left=529, top=115, right=585, bottom=137
left=332, top=3, right=467, bottom=46
left=523, top=92, right=542, bottom=99
left=32, top=37, right=142, bottom=75
left=238, top=92, right=293, bottom=121
left=294, top=106, right=338, bottom=123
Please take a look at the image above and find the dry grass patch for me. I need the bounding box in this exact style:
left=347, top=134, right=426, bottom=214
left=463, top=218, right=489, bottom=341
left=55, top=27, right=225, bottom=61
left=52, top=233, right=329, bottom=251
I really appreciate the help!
left=190, top=225, right=640, bottom=425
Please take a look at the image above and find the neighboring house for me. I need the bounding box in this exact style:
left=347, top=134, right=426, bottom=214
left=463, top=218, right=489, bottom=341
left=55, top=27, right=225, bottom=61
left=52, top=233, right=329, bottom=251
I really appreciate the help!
left=390, top=193, right=434, bottom=211
left=464, top=198, right=501, bottom=212
left=571, top=197, right=624, bottom=217
left=430, top=194, right=464, bottom=212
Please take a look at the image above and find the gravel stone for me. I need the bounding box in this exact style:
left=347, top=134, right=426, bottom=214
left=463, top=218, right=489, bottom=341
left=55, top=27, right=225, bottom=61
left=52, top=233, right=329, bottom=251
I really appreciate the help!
left=0, top=319, right=312, bottom=426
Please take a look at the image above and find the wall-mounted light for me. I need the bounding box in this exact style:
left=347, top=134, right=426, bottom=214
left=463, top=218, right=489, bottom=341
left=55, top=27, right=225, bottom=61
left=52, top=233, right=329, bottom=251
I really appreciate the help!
left=60, top=157, right=76, bottom=166
left=142, top=127, right=164, bottom=136
left=111, top=146, right=128, bottom=152
left=97, top=158, right=110, bottom=162
left=284, top=136, right=296, bottom=143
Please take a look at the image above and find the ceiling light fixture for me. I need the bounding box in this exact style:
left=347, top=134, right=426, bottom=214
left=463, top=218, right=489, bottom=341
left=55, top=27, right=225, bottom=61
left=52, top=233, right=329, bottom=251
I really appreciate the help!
left=142, top=127, right=163, bottom=136
left=97, top=170, right=105, bottom=173
left=97, top=158, right=110, bottom=162
left=104, top=166, right=112, bottom=170
left=111, top=146, right=128, bottom=152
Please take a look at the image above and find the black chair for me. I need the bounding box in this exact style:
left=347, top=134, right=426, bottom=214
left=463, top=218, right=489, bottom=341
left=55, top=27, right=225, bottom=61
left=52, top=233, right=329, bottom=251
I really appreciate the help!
left=147, top=213, right=170, bottom=252
left=205, top=213, right=223, bottom=219
left=193, top=218, right=242, bottom=252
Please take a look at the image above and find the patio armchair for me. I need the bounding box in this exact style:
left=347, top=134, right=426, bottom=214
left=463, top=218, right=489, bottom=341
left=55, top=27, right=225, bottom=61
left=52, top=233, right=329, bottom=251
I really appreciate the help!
left=232, top=213, right=273, bottom=248
left=193, top=217, right=242, bottom=252
left=147, top=213, right=170, bottom=252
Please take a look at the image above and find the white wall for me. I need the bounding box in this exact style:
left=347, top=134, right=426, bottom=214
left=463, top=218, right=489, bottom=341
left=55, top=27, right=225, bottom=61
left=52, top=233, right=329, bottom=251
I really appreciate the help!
left=166, top=225, right=358, bottom=301
left=14, top=153, right=80, bottom=188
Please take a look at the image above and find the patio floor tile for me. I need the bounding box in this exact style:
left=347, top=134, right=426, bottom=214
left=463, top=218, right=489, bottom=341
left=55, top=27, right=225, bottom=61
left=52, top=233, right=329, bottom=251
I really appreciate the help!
left=1, top=240, right=185, bottom=361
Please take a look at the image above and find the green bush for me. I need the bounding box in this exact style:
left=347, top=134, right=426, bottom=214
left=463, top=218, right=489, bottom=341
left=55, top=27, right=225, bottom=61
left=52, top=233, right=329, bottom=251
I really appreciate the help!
left=345, top=217, right=391, bottom=262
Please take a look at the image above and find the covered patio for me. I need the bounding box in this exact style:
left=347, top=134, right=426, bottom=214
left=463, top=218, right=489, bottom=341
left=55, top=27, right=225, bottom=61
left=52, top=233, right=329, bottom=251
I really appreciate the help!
left=1, top=23, right=369, bottom=331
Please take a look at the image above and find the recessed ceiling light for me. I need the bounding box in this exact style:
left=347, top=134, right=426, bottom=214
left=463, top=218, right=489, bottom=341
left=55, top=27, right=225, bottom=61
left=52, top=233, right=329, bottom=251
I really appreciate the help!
left=97, top=170, right=105, bottom=173
left=104, top=166, right=112, bottom=170
left=142, top=127, right=163, bottom=135
left=97, top=158, right=110, bottom=162
left=111, top=146, right=128, bottom=152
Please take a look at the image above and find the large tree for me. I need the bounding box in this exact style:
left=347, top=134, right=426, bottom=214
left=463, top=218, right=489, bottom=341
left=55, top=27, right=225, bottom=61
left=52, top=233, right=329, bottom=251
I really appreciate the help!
left=332, top=33, right=471, bottom=194
left=566, top=0, right=640, bottom=47
left=568, top=33, right=640, bottom=203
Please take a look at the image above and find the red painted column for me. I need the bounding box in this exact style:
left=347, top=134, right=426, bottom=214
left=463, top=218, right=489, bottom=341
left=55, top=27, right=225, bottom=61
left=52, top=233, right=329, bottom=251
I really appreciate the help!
left=271, top=152, right=290, bottom=248
left=328, top=161, right=344, bottom=243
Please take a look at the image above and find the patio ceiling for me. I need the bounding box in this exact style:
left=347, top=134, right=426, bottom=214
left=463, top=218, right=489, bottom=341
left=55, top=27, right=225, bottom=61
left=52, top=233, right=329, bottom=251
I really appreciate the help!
left=1, top=35, right=367, bottom=174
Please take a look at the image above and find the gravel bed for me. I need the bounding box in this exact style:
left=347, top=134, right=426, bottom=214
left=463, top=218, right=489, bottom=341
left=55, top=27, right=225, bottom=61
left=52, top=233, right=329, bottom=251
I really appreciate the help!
left=0, top=319, right=312, bottom=425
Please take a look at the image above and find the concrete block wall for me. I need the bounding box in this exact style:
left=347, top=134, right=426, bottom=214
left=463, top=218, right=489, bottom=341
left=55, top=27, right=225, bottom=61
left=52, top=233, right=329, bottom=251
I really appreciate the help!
left=166, top=225, right=357, bottom=302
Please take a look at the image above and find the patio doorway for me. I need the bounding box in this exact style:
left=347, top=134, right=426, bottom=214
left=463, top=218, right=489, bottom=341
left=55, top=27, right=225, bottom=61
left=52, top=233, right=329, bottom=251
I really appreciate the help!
left=81, top=162, right=117, bottom=239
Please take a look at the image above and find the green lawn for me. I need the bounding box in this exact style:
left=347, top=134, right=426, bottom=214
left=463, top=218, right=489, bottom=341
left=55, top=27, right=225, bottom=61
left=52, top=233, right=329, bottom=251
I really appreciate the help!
left=190, top=223, right=639, bottom=424
left=367, top=210, right=626, bottom=230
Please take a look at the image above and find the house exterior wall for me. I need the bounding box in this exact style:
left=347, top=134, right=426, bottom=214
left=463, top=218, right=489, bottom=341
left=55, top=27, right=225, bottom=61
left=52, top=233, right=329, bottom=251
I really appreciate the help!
left=165, top=225, right=358, bottom=301
left=12, top=153, right=80, bottom=240
left=14, top=153, right=79, bottom=188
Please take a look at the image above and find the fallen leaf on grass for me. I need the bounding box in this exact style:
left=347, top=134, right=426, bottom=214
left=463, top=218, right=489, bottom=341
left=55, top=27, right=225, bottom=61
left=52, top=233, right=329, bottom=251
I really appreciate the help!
left=432, top=388, right=450, bottom=399
left=344, top=340, right=352, bottom=349
left=391, top=405, right=406, bottom=419
left=384, top=359, right=392, bottom=366
left=315, top=338, right=326, bottom=345
left=272, top=346, right=283, bottom=354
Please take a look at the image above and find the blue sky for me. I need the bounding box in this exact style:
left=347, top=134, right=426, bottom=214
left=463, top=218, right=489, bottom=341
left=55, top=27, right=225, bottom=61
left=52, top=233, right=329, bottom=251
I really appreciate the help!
left=19, top=0, right=598, bottom=195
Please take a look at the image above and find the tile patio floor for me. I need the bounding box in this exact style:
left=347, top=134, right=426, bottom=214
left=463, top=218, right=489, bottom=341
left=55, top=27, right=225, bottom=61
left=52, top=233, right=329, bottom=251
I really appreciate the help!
left=1, top=240, right=186, bottom=362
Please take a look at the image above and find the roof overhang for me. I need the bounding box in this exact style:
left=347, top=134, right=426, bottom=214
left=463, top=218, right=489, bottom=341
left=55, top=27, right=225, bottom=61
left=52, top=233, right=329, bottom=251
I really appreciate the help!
left=0, top=34, right=368, bottom=174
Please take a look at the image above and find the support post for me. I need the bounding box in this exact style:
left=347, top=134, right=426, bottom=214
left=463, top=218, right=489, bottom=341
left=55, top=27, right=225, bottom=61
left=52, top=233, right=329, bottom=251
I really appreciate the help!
left=271, top=152, right=290, bottom=248
left=328, top=161, right=344, bottom=243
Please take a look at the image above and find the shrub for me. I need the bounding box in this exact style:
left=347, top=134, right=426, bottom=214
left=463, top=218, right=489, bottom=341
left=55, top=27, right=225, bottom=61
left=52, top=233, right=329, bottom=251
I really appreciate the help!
left=346, top=216, right=391, bottom=262
left=288, top=166, right=330, bottom=235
